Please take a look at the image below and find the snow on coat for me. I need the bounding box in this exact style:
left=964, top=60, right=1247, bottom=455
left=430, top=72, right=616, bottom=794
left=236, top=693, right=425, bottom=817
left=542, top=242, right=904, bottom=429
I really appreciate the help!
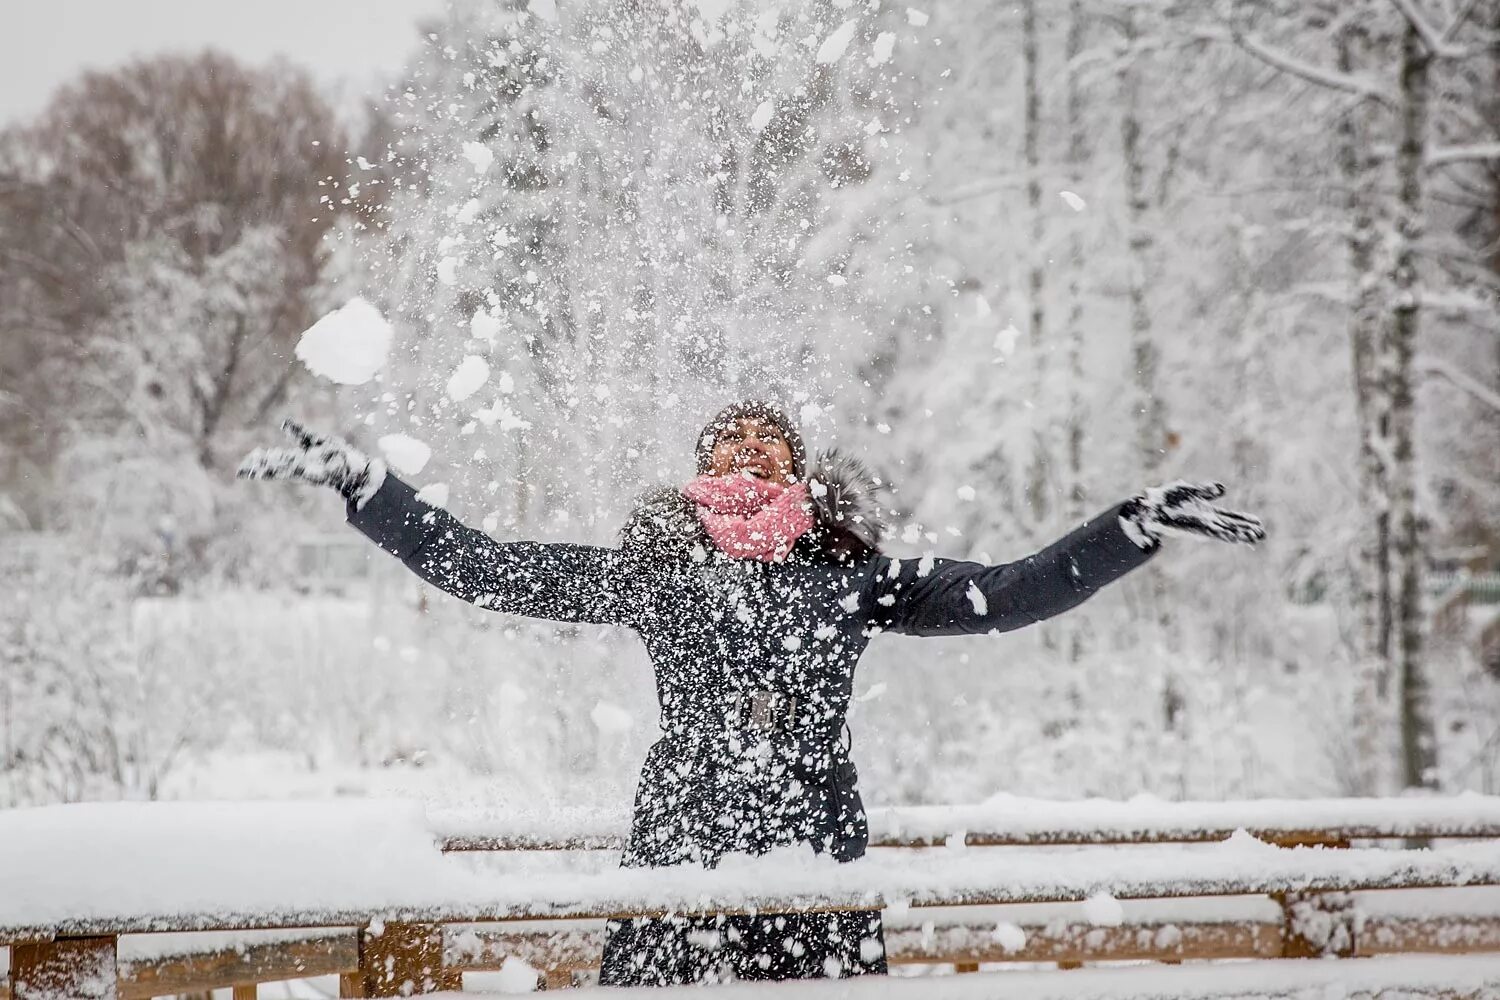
left=346, top=450, right=1155, bottom=985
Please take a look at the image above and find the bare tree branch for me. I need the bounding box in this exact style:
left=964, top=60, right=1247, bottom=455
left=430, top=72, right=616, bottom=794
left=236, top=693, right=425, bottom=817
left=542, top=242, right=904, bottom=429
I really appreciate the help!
left=1440, top=0, right=1486, bottom=44
left=1426, top=142, right=1500, bottom=167
left=1387, top=0, right=1470, bottom=57
left=1197, top=28, right=1396, bottom=107
left=1420, top=357, right=1500, bottom=413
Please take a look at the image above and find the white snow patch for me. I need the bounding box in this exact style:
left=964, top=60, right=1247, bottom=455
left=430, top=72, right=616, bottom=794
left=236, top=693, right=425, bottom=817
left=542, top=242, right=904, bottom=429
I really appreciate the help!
left=1083, top=890, right=1125, bottom=926
left=377, top=434, right=432, bottom=476
left=870, top=32, right=896, bottom=64
left=992, top=920, right=1027, bottom=952
left=749, top=100, right=775, bottom=132
left=470, top=309, right=503, bottom=342
left=1060, top=190, right=1088, bottom=212
left=436, top=257, right=460, bottom=286
left=446, top=355, right=491, bottom=402
left=415, top=483, right=450, bottom=509
left=994, top=322, right=1021, bottom=357
left=589, top=701, right=633, bottom=735
left=906, top=8, right=930, bottom=26
left=966, top=581, right=987, bottom=615
left=294, top=298, right=393, bottom=386
left=815, top=19, right=859, bottom=64
left=496, top=954, right=541, bottom=991
left=461, top=141, right=494, bottom=174
left=957, top=485, right=976, bottom=501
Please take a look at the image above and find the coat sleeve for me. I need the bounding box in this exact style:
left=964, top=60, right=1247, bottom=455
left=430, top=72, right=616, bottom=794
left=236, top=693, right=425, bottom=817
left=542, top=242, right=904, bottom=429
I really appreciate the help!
left=347, top=473, right=640, bottom=628
left=866, top=503, right=1155, bottom=637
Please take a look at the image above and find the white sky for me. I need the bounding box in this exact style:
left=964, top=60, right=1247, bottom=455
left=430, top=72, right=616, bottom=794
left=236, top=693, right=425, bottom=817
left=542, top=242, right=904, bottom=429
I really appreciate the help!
left=0, top=0, right=448, bottom=127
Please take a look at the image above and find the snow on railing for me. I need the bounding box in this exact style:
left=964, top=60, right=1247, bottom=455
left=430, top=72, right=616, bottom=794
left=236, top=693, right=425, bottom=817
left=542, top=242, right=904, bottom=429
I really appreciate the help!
left=5, top=797, right=1500, bottom=997
left=432, top=793, right=1500, bottom=851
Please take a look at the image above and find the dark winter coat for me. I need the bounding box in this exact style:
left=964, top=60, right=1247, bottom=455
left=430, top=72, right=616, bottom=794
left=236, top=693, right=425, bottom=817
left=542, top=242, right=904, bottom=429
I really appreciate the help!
left=346, top=452, right=1154, bottom=985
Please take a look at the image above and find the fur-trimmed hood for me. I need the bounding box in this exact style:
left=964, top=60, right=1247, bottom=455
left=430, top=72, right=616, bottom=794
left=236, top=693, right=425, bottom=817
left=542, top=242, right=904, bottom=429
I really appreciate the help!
left=621, top=448, right=884, bottom=563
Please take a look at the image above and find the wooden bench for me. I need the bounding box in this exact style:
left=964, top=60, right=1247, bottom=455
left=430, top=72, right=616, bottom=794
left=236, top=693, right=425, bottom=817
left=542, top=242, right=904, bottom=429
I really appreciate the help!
left=5, top=797, right=1500, bottom=996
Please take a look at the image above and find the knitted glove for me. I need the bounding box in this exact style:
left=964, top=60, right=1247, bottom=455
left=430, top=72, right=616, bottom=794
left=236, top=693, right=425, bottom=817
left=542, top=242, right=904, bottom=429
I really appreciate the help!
left=236, top=419, right=386, bottom=509
left=1119, top=481, right=1265, bottom=550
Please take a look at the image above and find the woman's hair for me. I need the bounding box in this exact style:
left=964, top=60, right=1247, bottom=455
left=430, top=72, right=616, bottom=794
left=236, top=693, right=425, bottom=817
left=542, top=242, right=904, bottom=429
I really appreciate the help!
left=694, top=400, right=807, bottom=480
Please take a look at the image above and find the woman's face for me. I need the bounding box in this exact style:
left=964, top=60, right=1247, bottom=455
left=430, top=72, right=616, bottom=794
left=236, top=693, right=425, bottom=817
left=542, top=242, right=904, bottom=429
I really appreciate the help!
left=707, top=417, right=795, bottom=485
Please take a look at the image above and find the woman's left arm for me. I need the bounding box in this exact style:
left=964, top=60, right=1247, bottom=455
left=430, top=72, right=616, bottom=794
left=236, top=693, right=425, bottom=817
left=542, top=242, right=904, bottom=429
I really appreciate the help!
left=866, top=503, right=1153, bottom=637
left=867, top=483, right=1263, bottom=638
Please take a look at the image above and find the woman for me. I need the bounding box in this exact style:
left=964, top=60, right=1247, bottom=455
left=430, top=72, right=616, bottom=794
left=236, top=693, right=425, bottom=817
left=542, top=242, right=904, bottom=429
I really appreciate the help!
left=239, top=400, right=1263, bottom=985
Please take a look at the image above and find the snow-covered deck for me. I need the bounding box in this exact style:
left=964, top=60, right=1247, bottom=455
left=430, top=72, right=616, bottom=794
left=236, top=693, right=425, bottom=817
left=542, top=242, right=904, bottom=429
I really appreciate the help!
left=5, top=797, right=1500, bottom=997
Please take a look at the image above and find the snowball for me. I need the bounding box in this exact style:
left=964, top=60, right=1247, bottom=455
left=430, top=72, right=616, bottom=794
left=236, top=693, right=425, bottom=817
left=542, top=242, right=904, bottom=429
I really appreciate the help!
left=966, top=581, right=987, bottom=615
left=1083, top=891, right=1125, bottom=927
left=470, top=309, right=503, bottom=342
left=294, top=298, right=393, bottom=386
left=377, top=434, right=432, bottom=476
left=446, top=355, right=491, bottom=402
left=750, top=100, right=775, bottom=132
left=461, top=141, right=494, bottom=175
left=906, top=8, right=929, bottom=26
left=781, top=635, right=801, bottom=652
left=871, top=31, right=896, bottom=64
left=495, top=955, right=541, bottom=992
left=815, top=19, right=858, bottom=64
left=590, top=701, right=633, bottom=735
left=1060, top=190, right=1087, bottom=212
left=436, top=257, right=459, bottom=286
left=992, top=921, right=1027, bottom=952
left=415, top=483, right=450, bottom=509
left=957, top=485, right=976, bottom=501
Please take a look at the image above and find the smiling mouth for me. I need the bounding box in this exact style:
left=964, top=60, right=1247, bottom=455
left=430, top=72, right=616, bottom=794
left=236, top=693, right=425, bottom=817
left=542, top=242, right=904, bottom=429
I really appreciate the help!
left=734, top=455, right=775, bottom=477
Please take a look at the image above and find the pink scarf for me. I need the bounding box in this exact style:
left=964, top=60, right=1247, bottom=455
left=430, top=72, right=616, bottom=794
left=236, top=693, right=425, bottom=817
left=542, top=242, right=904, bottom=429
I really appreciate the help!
left=682, top=474, right=814, bottom=563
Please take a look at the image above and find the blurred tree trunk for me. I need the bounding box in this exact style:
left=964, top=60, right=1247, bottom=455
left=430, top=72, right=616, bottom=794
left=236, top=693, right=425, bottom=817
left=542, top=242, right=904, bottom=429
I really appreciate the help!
left=1338, top=13, right=1393, bottom=796
left=1064, top=0, right=1089, bottom=662
left=1390, top=19, right=1437, bottom=791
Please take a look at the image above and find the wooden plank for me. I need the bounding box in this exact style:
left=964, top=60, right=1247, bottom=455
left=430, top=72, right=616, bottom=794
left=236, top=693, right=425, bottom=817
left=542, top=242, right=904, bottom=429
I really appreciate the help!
left=118, top=933, right=356, bottom=999
left=1358, top=914, right=1500, bottom=956
left=12, top=936, right=118, bottom=1000
left=342, top=922, right=457, bottom=997
left=231, top=986, right=257, bottom=1000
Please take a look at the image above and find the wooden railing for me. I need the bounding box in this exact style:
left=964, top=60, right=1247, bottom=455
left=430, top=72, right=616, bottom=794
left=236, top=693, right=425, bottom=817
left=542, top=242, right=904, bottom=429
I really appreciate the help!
left=4, top=797, right=1500, bottom=997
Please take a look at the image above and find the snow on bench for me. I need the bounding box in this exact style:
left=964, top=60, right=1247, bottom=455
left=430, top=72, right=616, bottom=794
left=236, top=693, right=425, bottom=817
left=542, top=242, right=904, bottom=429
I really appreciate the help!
left=431, top=792, right=1500, bottom=850
left=455, top=954, right=1500, bottom=999
left=6, top=798, right=1500, bottom=997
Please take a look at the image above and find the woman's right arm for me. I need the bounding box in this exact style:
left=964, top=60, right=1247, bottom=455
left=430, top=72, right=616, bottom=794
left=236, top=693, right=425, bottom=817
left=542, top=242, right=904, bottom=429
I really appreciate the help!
left=349, top=474, right=639, bottom=627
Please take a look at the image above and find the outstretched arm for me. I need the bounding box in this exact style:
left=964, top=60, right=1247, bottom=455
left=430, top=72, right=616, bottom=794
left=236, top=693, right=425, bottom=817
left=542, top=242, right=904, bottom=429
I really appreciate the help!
left=239, top=420, right=640, bottom=627
left=867, top=503, right=1153, bottom=637
left=348, top=474, right=639, bottom=626
left=867, top=483, right=1263, bottom=638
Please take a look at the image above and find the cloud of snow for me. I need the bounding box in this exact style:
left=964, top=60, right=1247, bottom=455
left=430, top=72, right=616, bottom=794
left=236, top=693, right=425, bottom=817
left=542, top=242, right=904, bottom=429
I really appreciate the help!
left=446, top=355, right=491, bottom=402
left=378, top=434, right=432, bottom=476
left=461, top=141, right=494, bottom=175
left=816, top=19, right=859, bottom=65
left=416, top=483, right=450, bottom=509
left=750, top=100, right=775, bottom=133
left=293, top=298, right=393, bottom=386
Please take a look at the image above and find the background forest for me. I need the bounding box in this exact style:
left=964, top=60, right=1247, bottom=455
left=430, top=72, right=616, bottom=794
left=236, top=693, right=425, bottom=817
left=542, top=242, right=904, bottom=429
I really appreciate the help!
left=1, top=0, right=1498, bottom=814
